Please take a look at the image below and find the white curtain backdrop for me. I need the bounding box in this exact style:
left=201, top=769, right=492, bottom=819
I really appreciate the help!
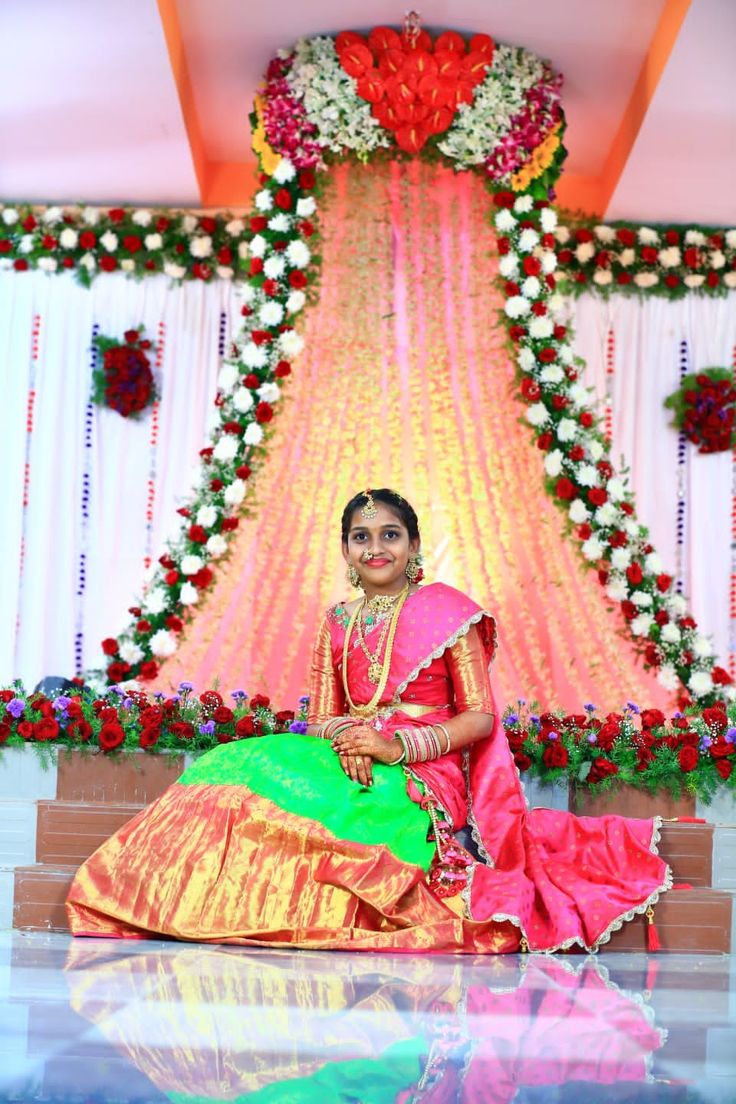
left=0, top=269, right=733, bottom=688
left=571, top=292, right=735, bottom=670
left=0, top=270, right=240, bottom=688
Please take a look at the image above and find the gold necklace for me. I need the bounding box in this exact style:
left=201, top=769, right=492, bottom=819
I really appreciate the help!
left=364, top=590, right=403, bottom=626
left=342, top=584, right=410, bottom=719
left=357, top=607, right=394, bottom=683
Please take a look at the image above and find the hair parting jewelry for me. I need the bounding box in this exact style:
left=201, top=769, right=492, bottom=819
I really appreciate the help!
left=360, top=489, right=378, bottom=519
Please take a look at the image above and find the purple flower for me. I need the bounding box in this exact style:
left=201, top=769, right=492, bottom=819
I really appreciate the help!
left=517, top=698, right=526, bottom=706
left=6, top=698, right=25, bottom=719
left=504, top=713, right=519, bottom=727
left=625, top=701, right=640, bottom=714
left=298, top=695, right=310, bottom=706
left=673, top=711, right=683, bottom=719
left=171, top=694, right=181, bottom=704
left=547, top=730, right=559, bottom=741
left=584, top=703, right=597, bottom=713
left=288, top=720, right=308, bottom=734
left=726, top=727, right=736, bottom=744
left=199, top=720, right=215, bottom=736
left=153, top=692, right=165, bottom=702
left=111, top=685, right=125, bottom=696
left=122, top=697, right=134, bottom=710
left=230, top=689, right=248, bottom=701
left=700, top=735, right=713, bottom=749
left=53, top=696, right=71, bottom=712
left=529, top=715, right=540, bottom=726
left=179, top=682, right=194, bottom=693
left=587, top=733, right=598, bottom=744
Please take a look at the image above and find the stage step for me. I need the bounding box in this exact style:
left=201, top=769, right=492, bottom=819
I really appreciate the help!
left=36, top=800, right=143, bottom=865
left=13, top=864, right=77, bottom=932
left=603, top=887, right=732, bottom=953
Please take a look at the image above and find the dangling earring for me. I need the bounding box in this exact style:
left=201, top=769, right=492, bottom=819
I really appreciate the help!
left=406, top=553, right=424, bottom=584
left=347, top=564, right=363, bottom=589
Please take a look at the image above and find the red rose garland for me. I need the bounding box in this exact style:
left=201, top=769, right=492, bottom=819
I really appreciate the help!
left=91, top=327, right=157, bottom=418
left=664, top=368, right=735, bottom=454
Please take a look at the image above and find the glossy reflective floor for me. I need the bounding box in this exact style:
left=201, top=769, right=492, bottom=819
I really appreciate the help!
left=1, top=934, right=736, bottom=1103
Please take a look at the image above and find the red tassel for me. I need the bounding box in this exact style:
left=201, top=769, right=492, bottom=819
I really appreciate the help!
left=673, top=882, right=693, bottom=891
left=646, top=906, right=661, bottom=952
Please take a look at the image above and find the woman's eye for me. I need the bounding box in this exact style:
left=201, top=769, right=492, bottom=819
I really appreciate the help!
left=384, top=531, right=399, bottom=540
left=353, top=533, right=366, bottom=542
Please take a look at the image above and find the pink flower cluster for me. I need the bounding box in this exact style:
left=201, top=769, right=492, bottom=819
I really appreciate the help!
left=262, top=56, right=324, bottom=169
left=485, top=69, right=562, bottom=179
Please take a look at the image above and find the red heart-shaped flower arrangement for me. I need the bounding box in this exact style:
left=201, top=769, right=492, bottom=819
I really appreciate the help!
left=336, top=26, right=495, bottom=153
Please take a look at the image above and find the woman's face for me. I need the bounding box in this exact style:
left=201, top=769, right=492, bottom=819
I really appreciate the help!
left=343, top=502, right=419, bottom=594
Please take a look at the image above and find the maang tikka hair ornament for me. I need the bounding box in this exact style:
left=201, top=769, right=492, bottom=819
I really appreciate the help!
left=361, top=490, right=378, bottom=519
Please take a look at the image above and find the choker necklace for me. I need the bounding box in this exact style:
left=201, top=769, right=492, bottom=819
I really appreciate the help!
left=342, top=583, right=411, bottom=716
left=364, top=589, right=405, bottom=626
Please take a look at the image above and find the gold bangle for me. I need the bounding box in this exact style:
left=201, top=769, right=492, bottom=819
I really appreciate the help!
left=433, top=722, right=452, bottom=755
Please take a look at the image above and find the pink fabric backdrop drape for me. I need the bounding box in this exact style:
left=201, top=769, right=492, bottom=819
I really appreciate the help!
left=158, top=161, right=669, bottom=712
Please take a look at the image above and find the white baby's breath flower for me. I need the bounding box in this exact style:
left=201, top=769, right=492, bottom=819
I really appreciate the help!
left=213, top=436, right=239, bottom=462
left=244, top=422, right=264, bottom=446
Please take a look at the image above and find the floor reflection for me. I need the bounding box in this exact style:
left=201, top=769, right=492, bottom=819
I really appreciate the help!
left=1, top=935, right=735, bottom=1102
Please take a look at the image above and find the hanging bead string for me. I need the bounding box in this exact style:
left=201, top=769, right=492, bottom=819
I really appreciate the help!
left=143, top=320, right=165, bottom=574
left=675, top=338, right=689, bottom=595
left=14, top=313, right=41, bottom=649
left=604, top=324, right=615, bottom=443
left=730, top=342, right=736, bottom=680
left=75, top=324, right=97, bottom=674
left=218, top=308, right=227, bottom=357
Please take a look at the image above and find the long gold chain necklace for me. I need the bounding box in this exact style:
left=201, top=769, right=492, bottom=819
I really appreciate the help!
left=342, top=584, right=410, bottom=719
left=356, top=588, right=408, bottom=682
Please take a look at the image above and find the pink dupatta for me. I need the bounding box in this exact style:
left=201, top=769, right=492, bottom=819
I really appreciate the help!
left=330, top=582, right=672, bottom=953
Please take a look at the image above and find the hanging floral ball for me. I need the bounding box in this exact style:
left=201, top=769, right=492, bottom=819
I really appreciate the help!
left=664, top=367, right=735, bottom=454
left=92, top=327, right=157, bottom=418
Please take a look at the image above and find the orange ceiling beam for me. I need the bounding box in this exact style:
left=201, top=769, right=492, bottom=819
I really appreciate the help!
left=156, top=0, right=210, bottom=203
left=558, top=0, right=692, bottom=216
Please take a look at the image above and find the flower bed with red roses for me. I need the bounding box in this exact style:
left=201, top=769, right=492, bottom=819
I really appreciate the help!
left=0, top=683, right=306, bottom=761
left=554, top=220, right=736, bottom=299
left=502, top=699, right=736, bottom=801
left=2, top=682, right=736, bottom=802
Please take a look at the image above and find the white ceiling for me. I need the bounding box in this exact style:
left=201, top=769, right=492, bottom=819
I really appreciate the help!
left=0, top=0, right=734, bottom=223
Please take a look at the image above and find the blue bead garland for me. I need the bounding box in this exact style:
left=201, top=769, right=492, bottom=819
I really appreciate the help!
left=675, top=339, right=689, bottom=595
left=75, top=324, right=97, bottom=674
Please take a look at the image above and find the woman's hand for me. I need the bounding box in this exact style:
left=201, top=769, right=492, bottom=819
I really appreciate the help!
left=338, top=752, right=374, bottom=787
left=333, top=724, right=404, bottom=766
